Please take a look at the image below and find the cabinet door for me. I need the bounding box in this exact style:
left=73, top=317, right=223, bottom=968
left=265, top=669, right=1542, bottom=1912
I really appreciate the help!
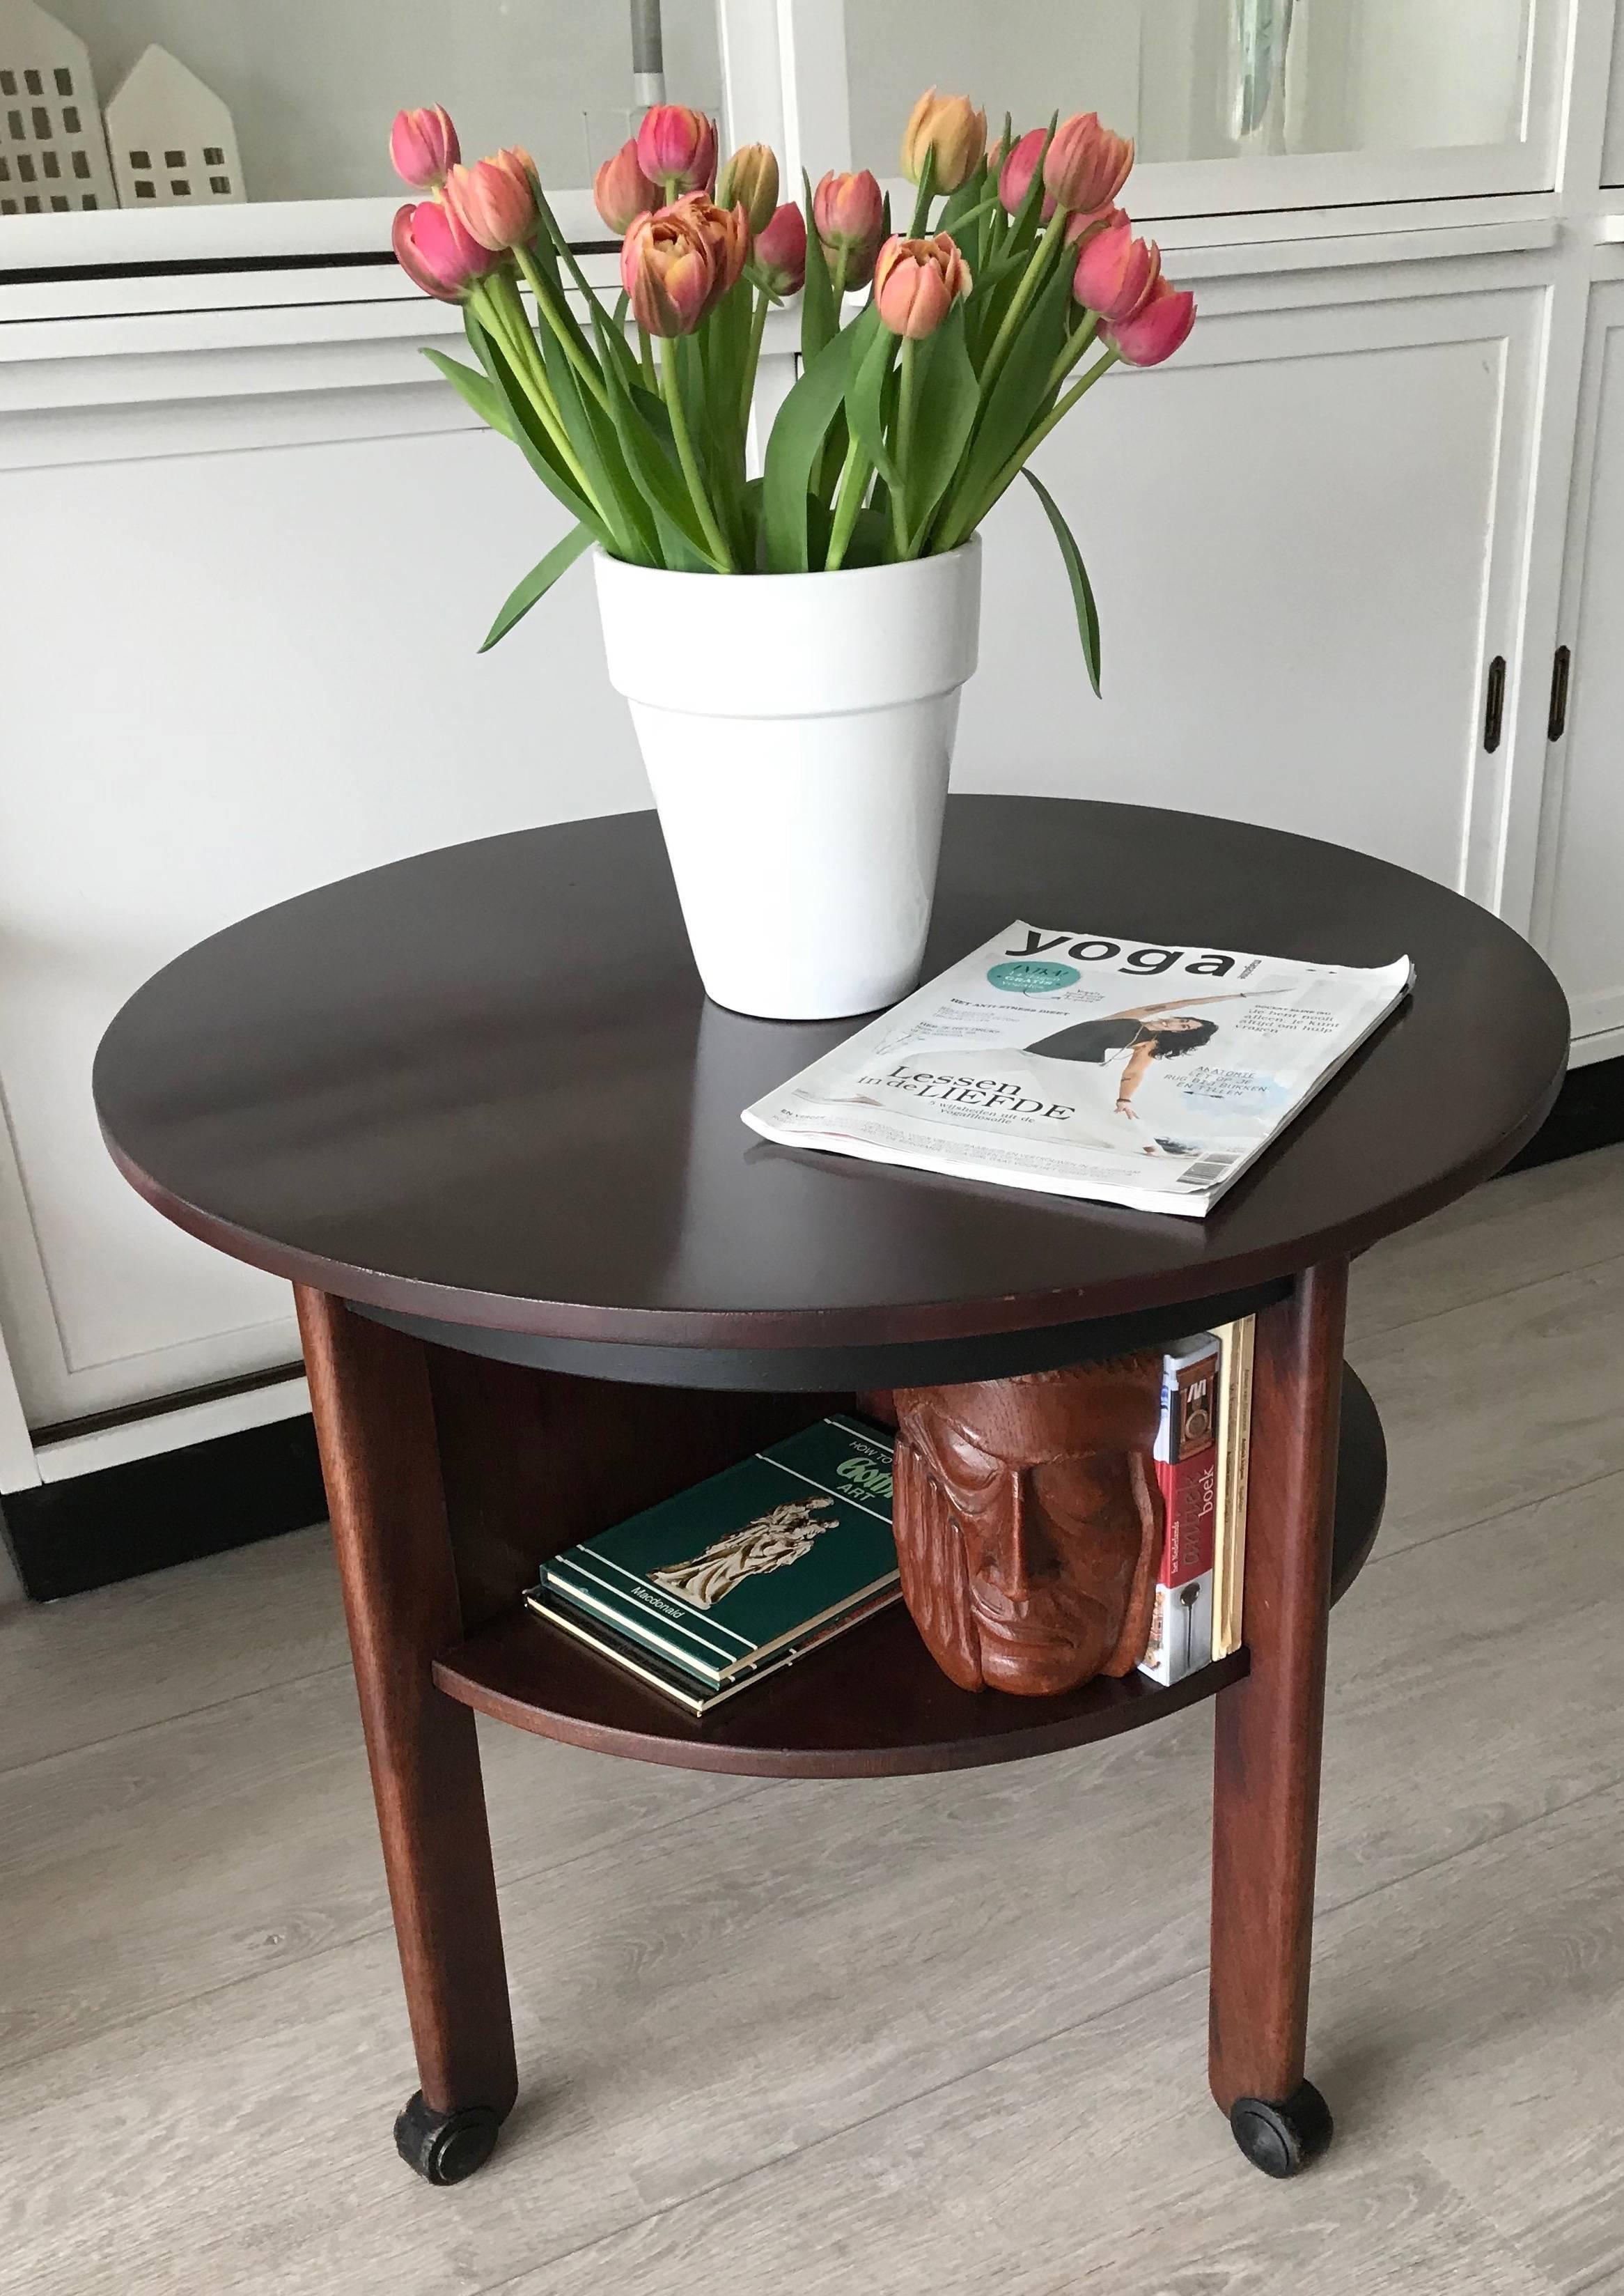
left=1532, top=275, right=1624, bottom=1056
left=788, top=0, right=1565, bottom=219
left=956, top=265, right=1545, bottom=913
left=0, top=378, right=650, bottom=1430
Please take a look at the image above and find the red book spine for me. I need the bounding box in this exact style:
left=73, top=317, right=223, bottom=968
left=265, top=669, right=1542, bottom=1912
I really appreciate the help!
left=1140, top=1340, right=1219, bottom=1683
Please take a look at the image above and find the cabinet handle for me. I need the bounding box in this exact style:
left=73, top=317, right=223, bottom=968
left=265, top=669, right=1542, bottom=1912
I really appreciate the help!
left=1548, top=644, right=1571, bottom=743
left=1483, top=655, right=1506, bottom=754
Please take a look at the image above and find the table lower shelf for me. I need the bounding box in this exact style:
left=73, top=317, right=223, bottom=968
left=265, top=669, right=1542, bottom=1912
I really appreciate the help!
left=433, top=1367, right=1386, bottom=1781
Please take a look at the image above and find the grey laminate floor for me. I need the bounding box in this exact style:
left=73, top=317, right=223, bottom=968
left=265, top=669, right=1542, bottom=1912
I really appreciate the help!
left=3, top=1146, right=1624, bottom=2295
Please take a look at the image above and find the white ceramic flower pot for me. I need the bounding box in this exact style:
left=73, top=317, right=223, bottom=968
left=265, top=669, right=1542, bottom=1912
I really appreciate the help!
left=594, top=539, right=983, bottom=1021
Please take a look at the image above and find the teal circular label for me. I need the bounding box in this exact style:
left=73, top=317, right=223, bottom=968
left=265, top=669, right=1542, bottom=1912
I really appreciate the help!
left=986, top=960, right=1081, bottom=994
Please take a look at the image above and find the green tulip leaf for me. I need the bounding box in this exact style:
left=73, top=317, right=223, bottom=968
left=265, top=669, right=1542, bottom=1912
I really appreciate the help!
left=422, top=347, right=514, bottom=441
left=941, top=247, right=1075, bottom=541
left=763, top=321, right=861, bottom=572
left=478, top=521, right=595, bottom=653
left=845, top=323, right=900, bottom=494
left=800, top=169, right=839, bottom=367
left=594, top=334, right=721, bottom=569
left=463, top=309, right=612, bottom=546
left=903, top=306, right=979, bottom=552
left=1022, top=467, right=1101, bottom=697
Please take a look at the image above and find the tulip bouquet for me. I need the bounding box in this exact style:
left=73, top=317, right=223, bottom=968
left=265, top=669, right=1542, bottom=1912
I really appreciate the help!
left=391, top=91, right=1194, bottom=683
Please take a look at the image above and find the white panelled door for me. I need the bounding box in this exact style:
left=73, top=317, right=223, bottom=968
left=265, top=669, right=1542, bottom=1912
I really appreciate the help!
left=1533, top=272, right=1624, bottom=1058
left=953, top=259, right=1547, bottom=915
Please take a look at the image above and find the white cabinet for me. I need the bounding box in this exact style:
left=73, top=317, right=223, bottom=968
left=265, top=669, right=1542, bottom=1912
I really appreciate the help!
left=1533, top=270, right=1624, bottom=1057
left=958, top=262, right=1546, bottom=913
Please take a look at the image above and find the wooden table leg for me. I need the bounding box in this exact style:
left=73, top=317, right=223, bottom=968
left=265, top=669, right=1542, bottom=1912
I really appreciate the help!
left=296, top=1288, right=518, bottom=2186
left=1208, top=1258, right=1345, bottom=2178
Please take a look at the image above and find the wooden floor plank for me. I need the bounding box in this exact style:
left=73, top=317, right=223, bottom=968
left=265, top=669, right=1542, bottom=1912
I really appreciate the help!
left=0, top=1524, right=347, bottom=1774
left=1352, top=1253, right=1624, bottom=1556
left=506, top=1794, right=1624, bottom=2296
left=3, top=1165, right=1623, bottom=2291
left=1347, top=1144, right=1624, bottom=1345
left=1, top=1466, right=1621, bottom=2293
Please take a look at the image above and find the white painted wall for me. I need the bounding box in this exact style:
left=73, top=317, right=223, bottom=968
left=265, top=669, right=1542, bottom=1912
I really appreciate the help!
left=50, top=0, right=723, bottom=198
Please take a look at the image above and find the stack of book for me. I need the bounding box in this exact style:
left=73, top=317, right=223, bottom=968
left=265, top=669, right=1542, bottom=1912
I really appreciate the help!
left=525, top=1414, right=901, bottom=1715
left=1136, top=1319, right=1253, bottom=1686
left=525, top=1324, right=1257, bottom=1712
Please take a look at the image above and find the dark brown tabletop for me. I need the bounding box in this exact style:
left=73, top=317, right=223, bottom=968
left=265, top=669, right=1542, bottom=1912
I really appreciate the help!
left=95, top=797, right=1568, bottom=1386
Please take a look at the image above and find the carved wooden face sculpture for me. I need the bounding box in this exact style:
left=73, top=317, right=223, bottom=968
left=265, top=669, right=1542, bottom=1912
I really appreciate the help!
left=892, top=1358, right=1165, bottom=1697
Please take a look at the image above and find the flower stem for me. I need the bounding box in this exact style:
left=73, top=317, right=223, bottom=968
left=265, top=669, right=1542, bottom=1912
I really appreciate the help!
left=892, top=337, right=919, bottom=558
left=662, top=342, right=735, bottom=572
left=907, top=148, right=937, bottom=238
left=825, top=433, right=871, bottom=570
left=952, top=345, right=1121, bottom=541
left=513, top=243, right=610, bottom=412
left=472, top=280, right=599, bottom=511
left=976, top=207, right=1067, bottom=407
left=1047, top=311, right=1100, bottom=393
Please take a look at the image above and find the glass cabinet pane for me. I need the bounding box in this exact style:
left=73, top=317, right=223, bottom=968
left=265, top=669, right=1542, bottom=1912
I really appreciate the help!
left=0, top=0, right=721, bottom=220
left=844, top=0, right=1537, bottom=182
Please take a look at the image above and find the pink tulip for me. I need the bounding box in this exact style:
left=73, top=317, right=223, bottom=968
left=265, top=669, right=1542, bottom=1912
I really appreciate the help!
left=812, top=169, right=885, bottom=286
left=873, top=231, right=972, bottom=340
left=1107, top=276, right=1196, bottom=366
left=752, top=201, right=807, bottom=295
left=1072, top=212, right=1161, bottom=323
left=593, top=139, right=657, bottom=233
left=443, top=150, right=540, bottom=252
left=391, top=200, right=499, bottom=301
left=1064, top=201, right=1123, bottom=247
left=634, top=104, right=717, bottom=197
left=390, top=105, right=458, bottom=190
left=1043, top=112, right=1134, bottom=215
left=716, top=142, right=779, bottom=235
left=996, top=127, right=1049, bottom=217
left=900, top=89, right=987, bottom=192
left=620, top=194, right=747, bottom=335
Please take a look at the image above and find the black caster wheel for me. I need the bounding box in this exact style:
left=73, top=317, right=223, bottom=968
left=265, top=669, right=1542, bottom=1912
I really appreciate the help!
left=393, top=2091, right=502, bottom=2185
left=1229, top=2080, right=1334, bottom=2178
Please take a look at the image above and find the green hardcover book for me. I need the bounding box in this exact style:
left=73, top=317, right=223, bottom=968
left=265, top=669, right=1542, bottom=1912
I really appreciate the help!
left=533, top=1415, right=898, bottom=1689
left=526, top=1582, right=901, bottom=1716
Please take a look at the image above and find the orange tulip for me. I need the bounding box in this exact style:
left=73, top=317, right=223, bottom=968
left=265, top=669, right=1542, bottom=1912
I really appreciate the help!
left=593, top=138, right=657, bottom=233
left=873, top=231, right=972, bottom=339
left=812, top=168, right=885, bottom=286
left=900, top=89, right=987, bottom=192
left=1043, top=112, right=1134, bottom=215
left=716, top=142, right=779, bottom=235
left=443, top=150, right=539, bottom=252
left=620, top=194, right=747, bottom=336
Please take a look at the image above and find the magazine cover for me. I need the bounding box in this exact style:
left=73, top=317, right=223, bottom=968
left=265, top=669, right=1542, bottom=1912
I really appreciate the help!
left=742, top=922, right=1412, bottom=1216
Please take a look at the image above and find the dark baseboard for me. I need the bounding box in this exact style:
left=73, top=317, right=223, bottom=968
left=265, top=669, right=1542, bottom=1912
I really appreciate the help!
left=1506, top=1053, right=1624, bottom=1174
left=1, top=1414, right=327, bottom=1604
left=4, top=1055, right=1620, bottom=1604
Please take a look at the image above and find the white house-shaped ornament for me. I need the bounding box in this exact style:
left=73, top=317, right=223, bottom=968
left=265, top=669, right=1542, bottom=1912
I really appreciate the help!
left=0, top=0, right=117, bottom=217
left=105, top=43, right=244, bottom=210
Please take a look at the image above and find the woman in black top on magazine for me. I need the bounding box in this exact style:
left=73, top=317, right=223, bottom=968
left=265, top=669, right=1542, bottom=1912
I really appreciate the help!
left=1033, top=993, right=1265, bottom=1120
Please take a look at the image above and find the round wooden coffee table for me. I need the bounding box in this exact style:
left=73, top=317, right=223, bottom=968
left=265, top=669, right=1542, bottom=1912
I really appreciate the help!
left=93, top=796, right=1567, bottom=2189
